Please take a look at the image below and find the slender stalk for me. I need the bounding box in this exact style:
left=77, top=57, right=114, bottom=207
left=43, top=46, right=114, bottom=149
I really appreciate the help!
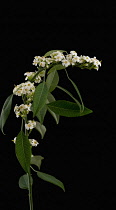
left=30, top=68, right=45, bottom=82
left=21, top=118, right=24, bottom=131
left=24, top=113, right=34, bottom=210
left=28, top=172, right=33, bottom=210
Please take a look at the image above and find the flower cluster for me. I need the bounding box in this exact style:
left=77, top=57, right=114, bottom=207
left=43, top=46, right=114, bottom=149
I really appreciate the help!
left=13, top=77, right=39, bottom=146
left=33, top=56, right=53, bottom=68
left=25, top=120, right=36, bottom=130
left=13, top=81, right=35, bottom=97
left=32, top=50, right=101, bottom=71
left=12, top=50, right=101, bottom=150
left=24, top=70, right=45, bottom=83
left=14, top=103, right=32, bottom=118
left=13, top=137, right=39, bottom=147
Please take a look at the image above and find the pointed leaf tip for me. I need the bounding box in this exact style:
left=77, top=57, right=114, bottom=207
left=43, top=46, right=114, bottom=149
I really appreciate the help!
left=37, top=171, right=65, bottom=192
left=0, top=94, right=13, bottom=134
left=47, top=100, right=93, bottom=117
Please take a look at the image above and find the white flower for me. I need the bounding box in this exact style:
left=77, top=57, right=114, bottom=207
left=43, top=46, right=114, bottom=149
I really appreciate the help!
left=29, top=139, right=39, bottom=147
left=82, top=56, right=91, bottom=62
left=12, top=137, right=17, bottom=143
left=50, top=51, right=65, bottom=61
left=33, top=56, right=46, bottom=67
left=50, top=51, right=61, bottom=57
left=39, top=61, right=46, bottom=67
left=24, top=71, right=42, bottom=83
left=32, top=59, right=38, bottom=66
left=78, top=55, right=84, bottom=63
left=45, top=58, right=53, bottom=65
left=62, top=59, right=70, bottom=67
left=13, top=82, right=35, bottom=96
left=24, top=72, right=35, bottom=80
left=25, top=120, right=36, bottom=130
left=72, top=56, right=80, bottom=63
left=14, top=103, right=32, bottom=118
left=14, top=105, right=20, bottom=118
left=89, top=57, right=101, bottom=70
left=66, top=54, right=73, bottom=60
left=34, top=75, right=41, bottom=83
left=13, top=85, right=22, bottom=96
left=54, top=53, right=65, bottom=62
left=12, top=137, right=39, bottom=147
left=70, top=51, right=77, bottom=56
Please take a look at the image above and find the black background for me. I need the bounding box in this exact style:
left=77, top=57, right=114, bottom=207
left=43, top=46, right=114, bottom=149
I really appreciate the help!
left=0, top=3, right=116, bottom=210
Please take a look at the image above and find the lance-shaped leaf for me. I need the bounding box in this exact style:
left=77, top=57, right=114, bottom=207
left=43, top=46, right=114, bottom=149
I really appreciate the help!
left=36, top=105, right=47, bottom=124
left=15, top=131, right=31, bottom=173
left=48, top=64, right=66, bottom=74
left=46, top=70, right=59, bottom=92
left=31, top=155, right=44, bottom=170
left=19, top=174, right=33, bottom=190
left=35, top=121, right=46, bottom=139
left=65, top=70, right=84, bottom=112
left=47, top=100, right=93, bottom=117
left=37, top=171, right=65, bottom=192
left=44, top=50, right=67, bottom=57
left=32, top=82, right=48, bottom=117
left=57, top=85, right=81, bottom=110
left=47, top=93, right=60, bottom=124
left=0, top=94, right=13, bottom=134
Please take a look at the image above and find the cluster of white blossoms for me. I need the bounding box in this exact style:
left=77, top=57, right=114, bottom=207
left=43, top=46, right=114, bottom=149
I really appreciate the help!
left=13, top=137, right=39, bottom=147
left=33, top=56, right=53, bottom=68
left=13, top=81, right=35, bottom=96
left=12, top=50, right=101, bottom=149
left=25, top=120, right=36, bottom=130
left=32, top=50, right=101, bottom=71
left=14, top=103, right=32, bottom=118
left=13, top=76, right=39, bottom=146
left=24, top=70, right=45, bottom=83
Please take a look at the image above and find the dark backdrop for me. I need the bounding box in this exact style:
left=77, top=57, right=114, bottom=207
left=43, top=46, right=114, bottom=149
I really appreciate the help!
left=0, top=3, right=116, bottom=210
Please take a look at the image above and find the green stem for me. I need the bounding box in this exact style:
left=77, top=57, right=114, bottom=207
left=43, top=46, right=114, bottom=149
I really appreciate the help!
left=28, top=172, right=33, bottom=210
left=30, top=165, right=38, bottom=173
left=24, top=114, right=33, bottom=210
left=21, top=118, right=24, bottom=131
left=30, top=68, right=45, bottom=82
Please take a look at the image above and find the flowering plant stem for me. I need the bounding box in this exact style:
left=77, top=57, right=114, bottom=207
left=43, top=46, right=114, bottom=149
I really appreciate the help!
left=25, top=113, right=33, bottom=210
left=28, top=172, right=33, bottom=210
left=0, top=50, right=101, bottom=209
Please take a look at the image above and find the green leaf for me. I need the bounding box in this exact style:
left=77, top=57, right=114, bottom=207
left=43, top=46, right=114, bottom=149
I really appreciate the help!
left=57, top=85, right=81, bottom=110
left=47, top=107, right=60, bottom=124
left=15, top=131, right=31, bottom=173
left=44, top=50, right=67, bottom=57
left=0, top=94, right=13, bottom=134
left=47, top=100, right=93, bottom=117
left=37, top=171, right=65, bottom=192
left=47, top=93, right=60, bottom=124
left=36, top=105, right=47, bottom=124
left=48, top=64, right=66, bottom=74
left=46, top=70, right=59, bottom=92
left=31, top=155, right=44, bottom=170
left=32, top=82, right=48, bottom=117
left=35, top=121, right=46, bottom=139
left=19, top=174, right=33, bottom=190
left=65, top=70, right=84, bottom=112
